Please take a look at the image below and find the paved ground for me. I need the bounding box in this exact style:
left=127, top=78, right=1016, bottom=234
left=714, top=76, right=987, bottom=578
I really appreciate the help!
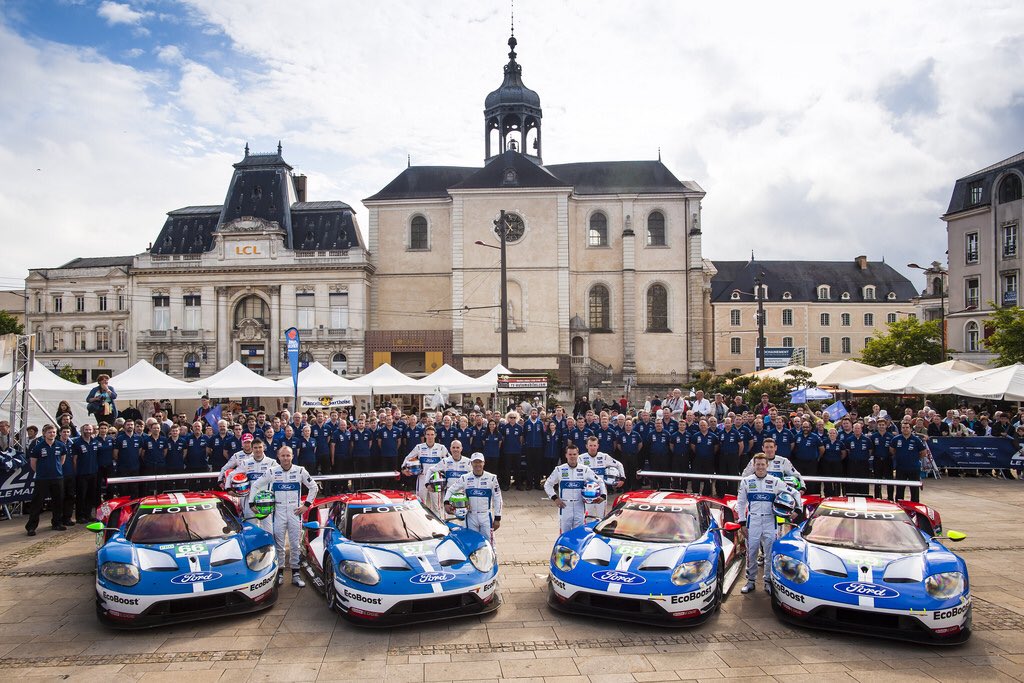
left=0, top=478, right=1021, bottom=682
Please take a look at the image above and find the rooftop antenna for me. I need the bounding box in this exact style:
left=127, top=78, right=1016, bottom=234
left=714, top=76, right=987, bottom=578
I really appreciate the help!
left=511, top=0, right=515, bottom=36
left=658, top=146, right=661, bottom=162
left=244, top=142, right=249, bottom=157
left=750, top=249, right=755, bottom=262
left=277, top=140, right=283, bottom=155
left=407, top=153, right=411, bottom=168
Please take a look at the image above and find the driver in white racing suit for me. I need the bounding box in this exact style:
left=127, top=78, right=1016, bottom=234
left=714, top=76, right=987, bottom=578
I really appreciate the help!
left=219, top=438, right=276, bottom=532
left=578, top=436, right=625, bottom=521
left=402, top=426, right=449, bottom=515
left=431, top=439, right=472, bottom=495
left=444, top=453, right=502, bottom=547
left=741, top=437, right=801, bottom=479
left=544, top=444, right=606, bottom=534
left=737, top=453, right=800, bottom=595
left=251, top=445, right=318, bottom=587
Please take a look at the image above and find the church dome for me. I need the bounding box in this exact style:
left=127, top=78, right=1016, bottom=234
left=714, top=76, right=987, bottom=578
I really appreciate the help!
left=484, top=36, right=541, bottom=111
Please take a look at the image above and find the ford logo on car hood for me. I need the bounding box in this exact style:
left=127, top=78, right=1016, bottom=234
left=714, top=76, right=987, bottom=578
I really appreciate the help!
left=592, top=570, right=646, bottom=585
left=410, top=571, right=455, bottom=584
left=170, top=571, right=222, bottom=585
left=834, top=581, right=900, bottom=599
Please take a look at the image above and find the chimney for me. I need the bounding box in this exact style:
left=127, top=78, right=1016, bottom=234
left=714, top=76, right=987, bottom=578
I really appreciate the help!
left=855, top=255, right=868, bottom=270
left=294, top=174, right=307, bottom=203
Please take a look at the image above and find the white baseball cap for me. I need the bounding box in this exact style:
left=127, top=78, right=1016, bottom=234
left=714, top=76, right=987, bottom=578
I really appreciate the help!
left=470, top=453, right=485, bottom=462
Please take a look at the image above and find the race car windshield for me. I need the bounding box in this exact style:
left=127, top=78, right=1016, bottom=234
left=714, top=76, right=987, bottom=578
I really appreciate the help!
left=594, top=505, right=701, bottom=543
left=347, top=503, right=450, bottom=544
left=127, top=502, right=242, bottom=544
left=803, top=513, right=927, bottom=553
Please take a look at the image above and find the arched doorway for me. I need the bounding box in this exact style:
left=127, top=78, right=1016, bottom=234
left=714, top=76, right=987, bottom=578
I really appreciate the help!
left=234, top=295, right=269, bottom=375
left=332, top=352, right=348, bottom=376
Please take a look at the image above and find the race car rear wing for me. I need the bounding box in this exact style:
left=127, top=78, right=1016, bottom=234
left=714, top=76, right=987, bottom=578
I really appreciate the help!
left=107, top=471, right=401, bottom=484
left=636, top=470, right=922, bottom=488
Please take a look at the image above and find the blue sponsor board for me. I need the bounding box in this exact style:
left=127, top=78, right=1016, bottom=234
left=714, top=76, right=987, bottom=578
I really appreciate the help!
left=928, top=436, right=1019, bottom=470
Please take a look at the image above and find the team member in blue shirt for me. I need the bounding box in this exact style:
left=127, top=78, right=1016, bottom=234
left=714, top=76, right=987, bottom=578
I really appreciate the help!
left=523, top=408, right=546, bottom=490
left=141, top=421, right=168, bottom=496
left=617, top=420, right=643, bottom=491
left=669, top=428, right=689, bottom=486
left=870, top=418, right=895, bottom=500
left=113, top=421, right=143, bottom=499
left=351, top=418, right=375, bottom=473
left=297, top=425, right=318, bottom=470
left=565, top=417, right=588, bottom=455
left=843, top=422, right=874, bottom=495
left=331, top=419, right=352, bottom=483
left=311, top=415, right=333, bottom=476
left=542, top=419, right=563, bottom=467
left=58, top=427, right=77, bottom=527
left=481, top=419, right=502, bottom=470
left=689, top=420, right=720, bottom=495
left=184, top=421, right=210, bottom=491
left=72, top=423, right=100, bottom=523
left=500, top=411, right=525, bottom=490
left=645, top=420, right=672, bottom=474
left=792, top=421, right=824, bottom=494
left=26, top=425, right=68, bottom=535
left=888, top=422, right=927, bottom=503
left=95, top=422, right=115, bottom=500
left=820, top=428, right=845, bottom=496
left=717, top=418, right=746, bottom=495
left=769, top=416, right=796, bottom=458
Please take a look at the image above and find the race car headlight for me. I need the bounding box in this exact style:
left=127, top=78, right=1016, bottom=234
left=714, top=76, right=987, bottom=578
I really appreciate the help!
left=470, top=545, right=494, bottom=573
left=671, top=560, right=713, bottom=586
left=339, top=560, right=380, bottom=586
left=925, top=572, right=964, bottom=599
left=100, top=561, right=140, bottom=587
left=551, top=545, right=579, bottom=572
left=772, top=554, right=809, bottom=584
left=245, top=545, right=276, bottom=572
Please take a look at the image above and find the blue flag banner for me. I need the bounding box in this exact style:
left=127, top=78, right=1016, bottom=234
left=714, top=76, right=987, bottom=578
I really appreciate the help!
left=204, top=404, right=222, bottom=431
left=286, top=327, right=301, bottom=400
left=928, top=436, right=1021, bottom=470
left=824, top=400, right=848, bottom=420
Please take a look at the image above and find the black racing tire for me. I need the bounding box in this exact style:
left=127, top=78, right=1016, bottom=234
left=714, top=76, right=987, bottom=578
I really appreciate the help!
left=323, top=555, right=337, bottom=612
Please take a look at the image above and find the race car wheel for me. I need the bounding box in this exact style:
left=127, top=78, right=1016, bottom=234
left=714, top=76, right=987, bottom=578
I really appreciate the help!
left=323, top=555, right=337, bottom=612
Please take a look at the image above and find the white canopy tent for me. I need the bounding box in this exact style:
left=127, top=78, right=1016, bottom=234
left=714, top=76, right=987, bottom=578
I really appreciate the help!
left=276, top=361, right=371, bottom=396
left=839, top=363, right=970, bottom=394
left=807, top=360, right=882, bottom=387
left=740, top=364, right=812, bottom=381
left=194, top=361, right=293, bottom=398
left=415, top=364, right=488, bottom=394
left=916, top=363, right=1024, bottom=400
left=0, top=360, right=90, bottom=401
left=105, top=360, right=207, bottom=400
left=934, top=359, right=989, bottom=373
left=348, top=363, right=422, bottom=394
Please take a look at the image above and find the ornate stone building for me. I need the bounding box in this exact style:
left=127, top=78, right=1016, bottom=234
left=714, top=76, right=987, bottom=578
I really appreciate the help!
left=365, top=35, right=709, bottom=393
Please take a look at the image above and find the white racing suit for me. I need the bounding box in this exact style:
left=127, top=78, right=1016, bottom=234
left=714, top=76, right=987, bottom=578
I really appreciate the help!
left=543, top=463, right=606, bottom=534
left=252, top=464, right=318, bottom=570
left=443, top=471, right=502, bottom=548
left=221, top=454, right=276, bottom=533
left=737, top=474, right=799, bottom=584
left=402, top=443, right=449, bottom=514
left=741, top=454, right=801, bottom=480
left=431, top=455, right=473, bottom=495
left=578, top=451, right=625, bottom=520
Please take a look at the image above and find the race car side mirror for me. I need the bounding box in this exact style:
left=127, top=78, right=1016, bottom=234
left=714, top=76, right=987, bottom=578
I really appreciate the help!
left=723, top=522, right=742, bottom=532
left=935, top=530, right=967, bottom=542
left=302, top=521, right=321, bottom=531
left=86, top=522, right=117, bottom=533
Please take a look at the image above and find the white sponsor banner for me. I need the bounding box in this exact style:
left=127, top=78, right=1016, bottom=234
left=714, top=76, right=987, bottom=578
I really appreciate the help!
left=300, top=395, right=353, bottom=409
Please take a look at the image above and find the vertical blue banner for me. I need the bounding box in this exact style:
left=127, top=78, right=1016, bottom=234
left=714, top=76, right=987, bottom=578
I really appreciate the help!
left=285, top=327, right=300, bottom=409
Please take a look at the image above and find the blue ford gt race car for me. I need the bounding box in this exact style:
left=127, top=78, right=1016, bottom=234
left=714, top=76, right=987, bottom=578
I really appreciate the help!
left=770, top=496, right=971, bottom=644
left=300, top=490, right=500, bottom=626
left=90, top=491, right=279, bottom=628
left=548, top=491, right=745, bottom=625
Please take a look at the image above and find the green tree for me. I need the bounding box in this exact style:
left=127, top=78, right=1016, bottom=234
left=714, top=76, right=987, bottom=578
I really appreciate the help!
left=56, top=365, right=81, bottom=384
left=859, top=317, right=943, bottom=367
left=0, top=310, right=23, bottom=335
left=983, top=304, right=1024, bottom=366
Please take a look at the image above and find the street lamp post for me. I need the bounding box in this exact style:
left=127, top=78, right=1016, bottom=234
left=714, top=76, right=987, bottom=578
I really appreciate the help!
left=754, top=272, right=766, bottom=371
left=908, top=262, right=947, bottom=361
left=475, top=210, right=511, bottom=369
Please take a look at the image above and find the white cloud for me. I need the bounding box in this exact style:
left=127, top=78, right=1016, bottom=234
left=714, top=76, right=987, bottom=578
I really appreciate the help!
left=97, top=1, right=152, bottom=26
left=4, top=0, right=1024, bottom=290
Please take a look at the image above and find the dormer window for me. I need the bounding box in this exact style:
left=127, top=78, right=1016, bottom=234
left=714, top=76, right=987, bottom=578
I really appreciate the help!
left=730, top=290, right=741, bottom=301
left=782, top=291, right=792, bottom=300
left=863, top=285, right=876, bottom=300
left=818, top=286, right=831, bottom=300
left=755, top=284, right=768, bottom=299
left=841, top=292, right=851, bottom=300
left=887, top=291, right=897, bottom=300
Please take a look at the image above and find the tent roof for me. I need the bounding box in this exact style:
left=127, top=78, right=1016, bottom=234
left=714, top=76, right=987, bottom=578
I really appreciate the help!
left=348, top=363, right=422, bottom=394
left=839, top=363, right=969, bottom=394
left=105, top=360, right=206, bottom=400
left=0, top=360, right=90, bottom=400
left=917, top=363, right=1024, bottom=400
left=194, top=361, right=293, bottom=398
left=807, top=360, right=882, bottom=387
left=934, top=359, right=989, bottom=372
left=414, top=364, right=487, bottom=394
left=276, top=361, right=371, bottom=396
left=739, top=365, right=812, bottom=381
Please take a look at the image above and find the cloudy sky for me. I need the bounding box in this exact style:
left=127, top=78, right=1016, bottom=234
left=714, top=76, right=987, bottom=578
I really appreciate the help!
left=1, top=0, right=1023, bottom=293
